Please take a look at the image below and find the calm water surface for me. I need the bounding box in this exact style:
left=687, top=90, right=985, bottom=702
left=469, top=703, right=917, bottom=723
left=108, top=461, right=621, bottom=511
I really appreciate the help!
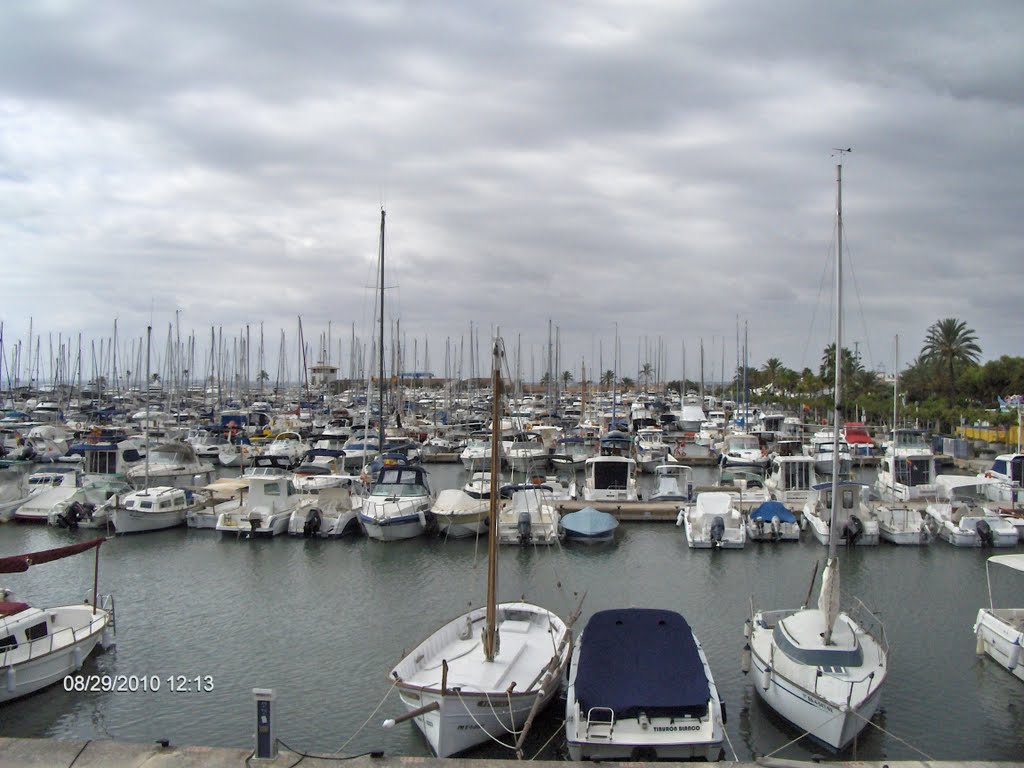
left=0, top=462, right=1021, bottom=761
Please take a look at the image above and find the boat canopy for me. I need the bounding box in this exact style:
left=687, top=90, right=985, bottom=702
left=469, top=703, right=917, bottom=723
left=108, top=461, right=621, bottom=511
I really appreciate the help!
left=561, top=507, right=618, bottom=537
left=749, top=500, right=797, bottom=524
left=0, top=538, right=104, bottom=574
left=988, top=554, right=1024, bottom=574
left=576, top=608, right=710, bottom=720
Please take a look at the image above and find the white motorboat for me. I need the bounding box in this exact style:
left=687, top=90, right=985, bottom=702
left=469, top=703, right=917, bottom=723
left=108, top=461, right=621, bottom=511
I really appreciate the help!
left=125, top=441, right=215, bottom=489
left=505, top=431, right=549, bottom=473
left=634, top=426, right=671, bottom=474
left=0, top=538, right=116, bottom=703
left=359, top=461, right=434, bottom=542
left=565, top=608, right=724, bottom=761
left=764, top=455, right=817, bottom=512
left=875, top=502, right=931, bottom=545
left=649, top=464, right=694, bottom=503
left=743, top=160, right=888, bottom=751
left=259, top=431, right=309, bottom=470
left=111, top=486, right=202, bottom=534
left=582, top=432, right=637, bottom=503
left=46, top=479, right=130, bottom=530
left=875, top=429, right=937, bottom=501
left=679, top=491, right=746, bottom=549
left=340, top=433, right=380, bottom=470
left=216, top=474, right=314, bottom=537
left=807, top=429, right=852, bottom=477
left=978, top=452, right=1023, bottom=506
left=973, top=554, right=1024, bottom=682
left=189, top=478, right=249, bottom=529
left=13, top=467, right=86, bottom=523
left=925, top=475, right=1018, bottom=547
left=497, top=487, right=561, bottom=546
left=459, top=430, right=496, bottom=472
left=802, top=481, right=879, bottom=546
left=717, top=432, right=769, bottom=470
left=432, top=488, right=489, bottom=539
left=288, top=483, right=364, bottom=538
left=385, top=325, right=572, bottom=756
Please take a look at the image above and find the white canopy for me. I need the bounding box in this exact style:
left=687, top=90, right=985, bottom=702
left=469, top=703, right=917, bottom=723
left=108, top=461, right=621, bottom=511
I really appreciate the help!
left=988, top=554, right=1024, bottom=574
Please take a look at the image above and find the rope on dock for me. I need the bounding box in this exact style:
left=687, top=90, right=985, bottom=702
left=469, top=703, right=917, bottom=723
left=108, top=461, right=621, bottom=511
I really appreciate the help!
left=66, top=739, right=92, bottom=768
left=722, top=720, right=739, bottom=761
left=755, top=707, right=846, bottom=760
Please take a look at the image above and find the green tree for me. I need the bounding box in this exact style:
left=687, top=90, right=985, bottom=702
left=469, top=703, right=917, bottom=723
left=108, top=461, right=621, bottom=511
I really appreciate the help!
left=601, top=370, right=615, bottom=390
left=640, top=363, right=654, bottom=391
left=561, top=370, right=574, bottom=388
left=920, top=317, right=981, bottom=402
left=620, top=376, right=635, bottom=390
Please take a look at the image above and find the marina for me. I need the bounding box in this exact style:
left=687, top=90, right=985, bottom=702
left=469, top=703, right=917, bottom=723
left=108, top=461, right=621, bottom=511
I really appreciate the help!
left=0, top=458, right=1021, bottom=762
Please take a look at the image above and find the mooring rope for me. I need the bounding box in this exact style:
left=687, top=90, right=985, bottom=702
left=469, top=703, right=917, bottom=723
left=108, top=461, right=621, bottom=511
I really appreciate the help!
left=452, top=688, right=519, bottom=748
left=333, top=678, right=398, bottom=755
left=757, top=707, right=846, bottom=760
left=849, top=704, right=934, bottom=760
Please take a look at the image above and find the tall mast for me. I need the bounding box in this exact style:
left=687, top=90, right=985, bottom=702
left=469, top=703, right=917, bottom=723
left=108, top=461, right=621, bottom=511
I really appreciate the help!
left=378, top=208, right=386, bottom=450
left=483, top=336, right=503, bottom=662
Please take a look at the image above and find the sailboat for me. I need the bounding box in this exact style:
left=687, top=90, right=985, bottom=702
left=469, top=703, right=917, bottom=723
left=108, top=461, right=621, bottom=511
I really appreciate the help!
left=385, top=338, right=574, bottom=758
left=742, top=158, right=888, bottom=751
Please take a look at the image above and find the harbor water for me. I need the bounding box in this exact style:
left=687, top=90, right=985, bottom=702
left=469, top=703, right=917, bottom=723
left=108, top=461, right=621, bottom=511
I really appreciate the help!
left=0, top=461, right=1021, bottom=761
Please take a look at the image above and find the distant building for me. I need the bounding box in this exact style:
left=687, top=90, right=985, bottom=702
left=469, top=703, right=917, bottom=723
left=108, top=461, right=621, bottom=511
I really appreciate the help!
left=309, top=362, right=339, bottom=388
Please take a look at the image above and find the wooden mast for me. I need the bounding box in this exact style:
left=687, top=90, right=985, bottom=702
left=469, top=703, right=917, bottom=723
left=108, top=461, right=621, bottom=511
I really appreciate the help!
left=483, top=336, right=503, bottom=662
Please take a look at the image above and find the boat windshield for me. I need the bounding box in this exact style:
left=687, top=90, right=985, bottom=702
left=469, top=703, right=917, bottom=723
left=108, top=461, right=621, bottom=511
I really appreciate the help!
left=372, top=469, right=428, bottom=497
left=729, top=436, right=759, bottom=450
left=895, top=457, right=932, bottom=487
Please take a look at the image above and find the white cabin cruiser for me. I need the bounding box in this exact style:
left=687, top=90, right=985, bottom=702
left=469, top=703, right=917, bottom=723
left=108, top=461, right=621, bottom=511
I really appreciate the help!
left=216, top=474, right=313, bottom=537
left=875, top=429, right=937, bottom=502
left=583, top=433, right=637, bottom=503
left=359, top=462, right=434, bottom=542
left=925, top=476, right=1017, bottom=547
left=111, top=486, right=202, bottom=533
left=803, top=481, right=879, bottom=546
left=125, top=441, right=215, bottom=489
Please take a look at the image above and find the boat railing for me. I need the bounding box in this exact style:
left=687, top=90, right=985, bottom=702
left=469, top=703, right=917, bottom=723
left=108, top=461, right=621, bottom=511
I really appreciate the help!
left=848, top=597, right=888, bottom=656
left=1, top=597, right=113, bottom=666
left=585, top=706, right=615, bottom=739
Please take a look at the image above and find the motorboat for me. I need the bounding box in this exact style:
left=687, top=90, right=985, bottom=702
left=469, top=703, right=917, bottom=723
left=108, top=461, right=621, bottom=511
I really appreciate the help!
left=358, top=461, right=434, bottom=542
left=565, top=608, right=724, bottom=761
left=125, top=441, right=215, bottom=489
left=13, top=467, right=86, bottom=523
left=582, top=432, right=637, bottom=503
left=0, top=538, right=116, bottom=703
left=432, top=488, right=489, bottom=539
left=111, top=486, right=202, bottom=534
left=746, top=500, right=801, bottom=542
left=216, top=473, right=314, bottom=537
left=459, top=430, right=496, bottom=472
left=46, top=478, right=130, bottom=530
left=288, top=483, right=364, bottom=538
left=841, top=422, right=876, bottom=459
left=744, top=162, right=888, bottom=751
left=259, top=431, right=309, bottom=470
left=462, top=471, right=492, bottom=500
left=560, top=506, right=618, bottom=544
left=679, top=492, right=746, bottom=549
left=875, top=501, right=931, bottom=545
left=807, top=429, right=852, bottom=477
left=875, top=429, right=937, bottom=501
left=340, top=432, right=380, bottom=470
left=505, top=431, right=549, bottom=473
left=717, top=432, right=769, bottom=470
left=764, top=455, right=817, bottom=512
left=189, top=477, right=250, bottom=529
left=718, top=469, right=771, bottom=513
left=497, top=487, right=561, bottom=546
left=649, top=464, right=694, bottom=503
left=634, top=426, right=671, bottom=474
left=973, top=554, right=1024, bottom=682
left=925, top=476, right=1018, bottom=547
left=802, top=481, right=879, bottom=546
left=978, top=452, right=1023, bottom=506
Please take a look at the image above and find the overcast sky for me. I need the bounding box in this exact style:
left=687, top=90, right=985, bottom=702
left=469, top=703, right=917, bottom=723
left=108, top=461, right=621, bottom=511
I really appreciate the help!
left=2, top=1, right=1021, bottom=386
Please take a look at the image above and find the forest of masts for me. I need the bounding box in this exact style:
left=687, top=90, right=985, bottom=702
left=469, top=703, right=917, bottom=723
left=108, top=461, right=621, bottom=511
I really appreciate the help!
left=1, top=316, right=749, bottom=409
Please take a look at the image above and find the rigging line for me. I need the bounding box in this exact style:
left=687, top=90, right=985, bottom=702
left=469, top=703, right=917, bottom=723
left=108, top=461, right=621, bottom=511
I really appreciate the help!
left=453, top=688, right=520, bottom=743
left=756, top=706, right=847, bottom=760
left=332, top=677, right=398, bottom=755
left=798, top=230, right=837, bottom=376
left=843, top=236, right=876, bottom=373
left=848, top=705, right=935, bottom=760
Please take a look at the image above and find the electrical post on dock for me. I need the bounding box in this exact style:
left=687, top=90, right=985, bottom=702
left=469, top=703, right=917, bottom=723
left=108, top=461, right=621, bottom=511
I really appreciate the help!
left=253, top=688, right=277, bottom=760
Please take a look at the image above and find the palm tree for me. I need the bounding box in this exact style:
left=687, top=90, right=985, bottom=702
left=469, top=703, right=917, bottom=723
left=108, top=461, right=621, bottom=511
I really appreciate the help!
left=561, top=370, right=574, bottom=388
left=640, top=363, right=654, bottom=391
left=762, top=357, right=784, bottom=389
left=920, top=317, right=981, bottom=401
left=601, top=370, right=615, bottom=390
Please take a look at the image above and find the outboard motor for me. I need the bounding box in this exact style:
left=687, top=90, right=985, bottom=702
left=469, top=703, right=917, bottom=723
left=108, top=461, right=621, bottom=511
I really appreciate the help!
left=976, top=519, right=994, bottom=547
left=303, top=508, right=323, bottom=538
left=57, top=501, right=84, bottom=530
left=710, top=516, right=725, bottom=546
left=842, top=515, right=863, bottom=545
left=517, top=511, right=533, bottom=545
left=770, top=515, right=782, bottom=541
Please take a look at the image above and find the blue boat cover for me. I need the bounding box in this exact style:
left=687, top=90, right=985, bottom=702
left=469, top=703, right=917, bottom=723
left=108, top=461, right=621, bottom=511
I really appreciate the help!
left=576, top=608, right=710, bottom=719
left=749, top=500, right=797, bottom=524
left=561, top=507, right=618, bottom=538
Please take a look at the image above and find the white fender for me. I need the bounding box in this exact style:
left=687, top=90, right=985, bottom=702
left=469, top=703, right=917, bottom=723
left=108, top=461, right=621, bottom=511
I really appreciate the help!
left=1008, top=640, right=1021, bottom=670
left=72, top=646, right=83, bottom=670
left=760, top=665, right=772, bottom=691
left=5, top=666, right=15, bottom=693
left=741, top=644, right=751, bottom=674
left=976, top=628, right=986, bottom=656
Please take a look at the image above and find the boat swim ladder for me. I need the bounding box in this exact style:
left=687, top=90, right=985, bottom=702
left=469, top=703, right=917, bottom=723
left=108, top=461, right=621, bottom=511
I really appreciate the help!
left=585, top=706, right=615, bottom=739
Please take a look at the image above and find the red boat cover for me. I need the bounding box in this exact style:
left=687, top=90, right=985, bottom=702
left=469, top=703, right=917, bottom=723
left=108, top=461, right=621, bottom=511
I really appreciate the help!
left=0, top=538, right=104, bottom=574
left=0, top=601, right=30, bottom=616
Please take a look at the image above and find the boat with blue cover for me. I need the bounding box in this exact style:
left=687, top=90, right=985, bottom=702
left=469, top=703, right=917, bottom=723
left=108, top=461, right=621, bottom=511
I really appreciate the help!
left=560, top=506, right=619, bottom=543
left=565, top=608, right=725, bottom=761
left=746, top=499, right=801, bottom=541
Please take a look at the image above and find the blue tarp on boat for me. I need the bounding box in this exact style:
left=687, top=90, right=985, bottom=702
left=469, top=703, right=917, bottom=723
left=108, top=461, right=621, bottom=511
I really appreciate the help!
left=749, top=500, right=797, bottom=524
left=575, top=608, right=710, bottom=719
left=560, top=506, right=618, bottom=540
